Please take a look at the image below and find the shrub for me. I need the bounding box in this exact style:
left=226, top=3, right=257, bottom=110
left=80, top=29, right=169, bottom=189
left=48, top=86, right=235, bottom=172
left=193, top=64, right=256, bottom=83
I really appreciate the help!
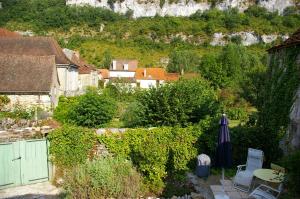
left=54, top=91, right=117, bottom=127
left=245, top=5, right=269, bottom=18
left=48, top=125, right=97, bottom=168
left=226, top=107, right=248, bottom=121
left=10, top=103, right=34, bottom=120
left=282, top=151, right=300, bottom=196
left=63, top=156, right=144, bottom=199
left=230, top=125, right=281, bottom=165
left=99, top=126, right=201, bottom=193
left=70, top=90, right=117, bottom=127
left=121, top=101, right=145, bottom=127
left=124, top=78, right=218, bottom=127
left=0, top=95, right=10, bottom=110
left=53, top=96, right=80, bottom=124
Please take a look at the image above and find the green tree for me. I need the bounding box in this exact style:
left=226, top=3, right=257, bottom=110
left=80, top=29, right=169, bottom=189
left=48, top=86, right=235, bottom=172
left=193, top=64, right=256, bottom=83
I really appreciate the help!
left=167, top=50, right=200, bottom=74
left=70, top=90, right=117, bottom=127
left=124, top=78, right=218, bottom=127
left=101, top=49, right=112, bottom=69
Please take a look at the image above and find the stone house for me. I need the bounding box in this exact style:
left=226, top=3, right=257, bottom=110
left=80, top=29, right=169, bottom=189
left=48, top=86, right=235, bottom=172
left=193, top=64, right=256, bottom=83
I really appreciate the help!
left=0, top=54, right=60, bottom=109
left=267, top=29, right=300, bottom=151
left=0, top=37, right=79, bottom=97
left=135, top=68, right=179, bottom=89
left=63, top=48, right=98, bottom=91
left=109, top=59, right=137, bottom=78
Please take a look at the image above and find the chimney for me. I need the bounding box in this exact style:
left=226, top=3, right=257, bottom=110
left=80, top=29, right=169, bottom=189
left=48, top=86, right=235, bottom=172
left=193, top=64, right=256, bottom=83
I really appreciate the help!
left=112, top=60, right=117, bottom=70
left=144, top=69, right=147, bottom=77
left=124, top=63, right=129, bottom=71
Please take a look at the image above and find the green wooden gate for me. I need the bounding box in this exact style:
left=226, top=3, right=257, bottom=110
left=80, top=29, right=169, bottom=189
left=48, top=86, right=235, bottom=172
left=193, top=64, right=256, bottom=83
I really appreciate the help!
left=0, top=139, right=49, bottom=189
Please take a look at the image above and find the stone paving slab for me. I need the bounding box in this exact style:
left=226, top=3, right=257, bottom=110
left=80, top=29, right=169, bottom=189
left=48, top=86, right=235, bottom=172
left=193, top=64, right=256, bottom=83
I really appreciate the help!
left=210, top=180, right=250, bottom=199
left=0, top=182, right=62, bottom=199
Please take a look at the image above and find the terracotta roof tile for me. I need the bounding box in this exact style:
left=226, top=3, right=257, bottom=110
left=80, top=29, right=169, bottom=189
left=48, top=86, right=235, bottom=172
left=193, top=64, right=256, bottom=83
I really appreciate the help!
left=0, top=37, right=75, bottom=65
left=165, top=73, right=180, bottom=81
left=0, top=54, right=57, bottom=93
left=0, top=28, right=21, bottom=37
left=98, top=69, right=110, bottom=79
left=135, top=68, right=166, bottom=80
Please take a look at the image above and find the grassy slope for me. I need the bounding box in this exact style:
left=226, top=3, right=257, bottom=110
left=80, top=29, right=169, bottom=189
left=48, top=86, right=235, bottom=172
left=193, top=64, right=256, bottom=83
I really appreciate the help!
left=1, top=1, right=299, bottom=67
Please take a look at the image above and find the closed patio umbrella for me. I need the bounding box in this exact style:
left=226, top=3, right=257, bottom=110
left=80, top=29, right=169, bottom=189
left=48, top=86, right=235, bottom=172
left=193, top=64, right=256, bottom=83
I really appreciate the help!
left=216, top=114, right=232, bottom=180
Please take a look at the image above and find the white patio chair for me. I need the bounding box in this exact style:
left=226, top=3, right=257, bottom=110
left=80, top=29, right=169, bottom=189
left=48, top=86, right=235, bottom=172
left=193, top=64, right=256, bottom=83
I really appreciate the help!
left=249, top=184, right=282, bottom=199
left=233, top=148, right=264, bottom=192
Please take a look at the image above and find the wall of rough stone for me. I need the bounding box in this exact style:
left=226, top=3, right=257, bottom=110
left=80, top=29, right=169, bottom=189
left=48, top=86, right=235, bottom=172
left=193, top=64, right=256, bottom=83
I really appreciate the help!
left=6, top=94, right=52, bottom=109
left=287, top=53, right=300, bottom=151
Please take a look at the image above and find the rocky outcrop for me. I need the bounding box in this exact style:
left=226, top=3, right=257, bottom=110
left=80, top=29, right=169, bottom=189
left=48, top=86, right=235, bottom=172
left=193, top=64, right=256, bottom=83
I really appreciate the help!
left=210, top=32, right=289, bottom=46
left=66, top=0, right=295, bottom=18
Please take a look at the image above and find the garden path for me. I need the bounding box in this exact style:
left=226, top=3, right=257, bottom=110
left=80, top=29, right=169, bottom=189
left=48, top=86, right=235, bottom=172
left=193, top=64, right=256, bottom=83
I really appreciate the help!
left=0, top=182, right=62, bottom=199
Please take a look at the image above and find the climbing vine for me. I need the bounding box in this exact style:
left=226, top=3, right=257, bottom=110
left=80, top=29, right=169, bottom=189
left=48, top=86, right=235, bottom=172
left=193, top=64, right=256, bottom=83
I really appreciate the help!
left=259, top=46, right=300, bottom=136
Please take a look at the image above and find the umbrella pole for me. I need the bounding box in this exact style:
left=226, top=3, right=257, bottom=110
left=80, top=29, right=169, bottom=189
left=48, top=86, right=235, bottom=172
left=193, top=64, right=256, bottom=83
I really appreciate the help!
left=222, top=168, right=225, bottom=180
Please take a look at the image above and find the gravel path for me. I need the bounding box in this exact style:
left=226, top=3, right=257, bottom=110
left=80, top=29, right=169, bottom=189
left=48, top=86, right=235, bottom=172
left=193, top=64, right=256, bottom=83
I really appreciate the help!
left=0, top=182, right=62, bottom=199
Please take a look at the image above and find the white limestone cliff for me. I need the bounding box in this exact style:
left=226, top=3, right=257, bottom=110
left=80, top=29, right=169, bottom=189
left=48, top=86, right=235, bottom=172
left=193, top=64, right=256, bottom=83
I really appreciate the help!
left=66, top=0, right=295, bottom=18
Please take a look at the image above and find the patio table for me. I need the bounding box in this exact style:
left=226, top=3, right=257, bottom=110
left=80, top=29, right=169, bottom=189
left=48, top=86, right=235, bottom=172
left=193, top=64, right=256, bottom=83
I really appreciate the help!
left=252, top=168, right=284, bottom=191
left=253, top=169, right=284, bottom=183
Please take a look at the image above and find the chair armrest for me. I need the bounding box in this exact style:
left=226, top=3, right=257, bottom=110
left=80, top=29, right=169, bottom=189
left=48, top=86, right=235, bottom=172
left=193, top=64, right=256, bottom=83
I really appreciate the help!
left=236, top=164, right=246, bottom=173
left=237, top=164, right=246, bottom=168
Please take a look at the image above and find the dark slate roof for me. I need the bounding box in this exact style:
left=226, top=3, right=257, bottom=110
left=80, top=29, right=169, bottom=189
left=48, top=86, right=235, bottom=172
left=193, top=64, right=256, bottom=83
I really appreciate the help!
left=0, top=54, right=57, bottom=93
left=0, top=37, right=75, bottom=65
left=268, top=29, right=300, bottom=52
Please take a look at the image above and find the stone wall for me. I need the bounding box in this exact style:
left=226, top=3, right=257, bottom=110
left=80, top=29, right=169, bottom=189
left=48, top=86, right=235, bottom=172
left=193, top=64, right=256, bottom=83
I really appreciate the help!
left=6, top=94, right=52, bottom=109
left=287, top=53, right=300, bottom=152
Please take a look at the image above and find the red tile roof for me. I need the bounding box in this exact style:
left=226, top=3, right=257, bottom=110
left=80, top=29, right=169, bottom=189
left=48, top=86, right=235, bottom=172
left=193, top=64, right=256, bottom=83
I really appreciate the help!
left=98, top=69, right=110, bottom=79
left=70, top=53, right=96, bottom=74
left=135, top=68, right=166, bottom=80
left=165, top=73, right=180, bottom=81
left=135, top=68, right=179, bottom=81
left=268, top=28, right=300, bottom=52
left=0, top=28, right=21, bottom=37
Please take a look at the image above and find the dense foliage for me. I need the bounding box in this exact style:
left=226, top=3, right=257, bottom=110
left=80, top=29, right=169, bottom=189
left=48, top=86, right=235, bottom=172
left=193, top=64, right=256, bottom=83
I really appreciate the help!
left=63, top=156, right=144, bottom=199
left=122, top=78, right=218, bottom=127
left=259, top=46, right=300, bottom=136
left=167, top=50, right=200, bottom=74
left=54, top=90, right=117, bottom=127
left=99, top=126, right=202, bottom=193
left=0, top=0, right=125, bottom=30
left=199, top=44, right=265, bottom=89
left=282, top=151, right=300, bottom=196
left=0, top=95, right=10, bottom=111
left=70, top=90, right=116, bottom=127
left=1, top=0, right=299, bottom=68
left=48, top=125, right=97, bottom=168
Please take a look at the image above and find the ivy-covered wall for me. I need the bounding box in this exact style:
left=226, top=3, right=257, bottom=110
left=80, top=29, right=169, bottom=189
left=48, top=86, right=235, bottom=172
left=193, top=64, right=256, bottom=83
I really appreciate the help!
left=260, top=45, right=300, bottom=153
